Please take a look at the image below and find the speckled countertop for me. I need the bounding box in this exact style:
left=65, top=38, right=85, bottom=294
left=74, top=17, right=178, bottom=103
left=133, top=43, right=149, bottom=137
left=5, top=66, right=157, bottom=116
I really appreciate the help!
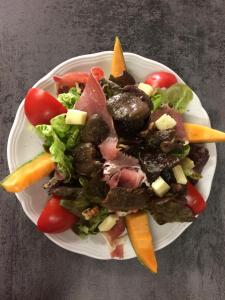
left=0, top=1, right=225, bottom=299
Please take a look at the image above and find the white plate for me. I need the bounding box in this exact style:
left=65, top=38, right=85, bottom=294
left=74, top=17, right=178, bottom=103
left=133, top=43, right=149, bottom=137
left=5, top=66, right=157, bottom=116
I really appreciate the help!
left=7, top=52, right=217, bottom=259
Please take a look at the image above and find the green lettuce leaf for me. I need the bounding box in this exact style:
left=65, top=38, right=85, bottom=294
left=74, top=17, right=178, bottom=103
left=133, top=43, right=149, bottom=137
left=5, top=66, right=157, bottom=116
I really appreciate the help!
left=165, top=83, right=193, bottom=113
left=172, top=144, right=190, bottom=159
left=36, top=114, right=81, bottom=180
left=149, top=195, right=195, bottom=225
left=151, top=93, right=164, bottom=111
left=151, top=83, right=193, bottom=113
left=60, top=198, right=90, bottom=214
left=73, top=207, right=109, bottom=236
left=183, top=168, right=202, bottom=180
left=36, top=124, right=74, bottom=179
left=50, top=114, right=80, bottom=150
left=50, top=114, right=71, bottom=140
left=57, top=87, right=81, bottom=109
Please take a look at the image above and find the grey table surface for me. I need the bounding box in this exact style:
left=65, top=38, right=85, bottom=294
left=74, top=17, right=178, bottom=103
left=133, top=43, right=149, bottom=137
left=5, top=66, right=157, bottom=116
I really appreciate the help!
left=0, top=0, right=225, bottom=299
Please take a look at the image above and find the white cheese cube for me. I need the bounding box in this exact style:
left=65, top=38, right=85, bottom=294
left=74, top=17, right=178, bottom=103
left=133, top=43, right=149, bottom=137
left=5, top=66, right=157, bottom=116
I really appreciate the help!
left=138, top=82, right=154, bottom=96
left=98, top=214, right=119, bottom=232
left=181, top=157, right=195, bottom=170
left=151, top=176, right=170, bottom=197
left=155, top=114, right=177, bottom=131
left=65, top=109, right=87, bottom=125
left=172, top=165, right=188, bottom=184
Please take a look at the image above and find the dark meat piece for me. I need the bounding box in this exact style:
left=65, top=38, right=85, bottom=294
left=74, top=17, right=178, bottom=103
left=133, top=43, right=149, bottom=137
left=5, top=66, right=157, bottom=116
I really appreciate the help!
left=170, top=183, right=187, bottom=196
left=144, top=128, right=184, bottom=153
left=160, top=140, right=183, bottom=153
left=103, top=187, right=151, bottom=211
left=100, top=78, right=122, bottom=98
left=81, top=114, right=110, bottom=145
left=147, top=129, right=176, bottom=147
left=148, top=194, right=195, bottom=225
left=145, top=129, right=175, bottom=148
left=189, top=144, right=209, bottom=173
left=123, top=85, right=151, bottom=104
left=73, top=143, right=102, bottom=177
left=123, top=143, right=145, bottom=158
left=139, top=151, right=180, bottom=182
left=48, top=186, right=83, bottom=199
left=109, top=71, right=135, bottom=88
left=107, top=87, right=151, bottom=137
left=80, top=175, right=109, bottom=199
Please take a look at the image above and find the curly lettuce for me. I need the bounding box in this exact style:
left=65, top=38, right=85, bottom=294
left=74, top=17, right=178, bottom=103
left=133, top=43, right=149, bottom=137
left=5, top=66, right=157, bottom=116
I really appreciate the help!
left=36, top=114, right=81, bottom=180
left=73, top=207, right=109, bottom=236
left=171, top=144, right=190, bottom=159
left=57, top=87, right=81, bottom=109
left=151, top=83, right=193, bottom=113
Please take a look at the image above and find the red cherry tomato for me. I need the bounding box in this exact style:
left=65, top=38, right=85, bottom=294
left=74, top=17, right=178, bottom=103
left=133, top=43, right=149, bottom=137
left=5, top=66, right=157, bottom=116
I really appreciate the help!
left=186, top=183, right=206, bottom=215
left=24, top=88, right=67, bottom=126
left=37, top=196, right=78, bottom=233
left=91, top=67, right=105, bottom=81
left=145, top=71, right=177, bottom=88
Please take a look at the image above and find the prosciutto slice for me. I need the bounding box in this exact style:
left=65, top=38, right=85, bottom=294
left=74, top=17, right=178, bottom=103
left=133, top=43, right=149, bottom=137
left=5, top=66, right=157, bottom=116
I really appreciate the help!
left=99, top=137, right=119, bottom=161
left=75, top=73, right=116, bottom=136
left=102, top=218, right=126, bottom=259
left=111, top=244, right=124, bottom=259
left=103, top=153, right=146, bottom=189
left=151, top=105, right=187, bottom=140
left=118, top=169, right=144, bottom=189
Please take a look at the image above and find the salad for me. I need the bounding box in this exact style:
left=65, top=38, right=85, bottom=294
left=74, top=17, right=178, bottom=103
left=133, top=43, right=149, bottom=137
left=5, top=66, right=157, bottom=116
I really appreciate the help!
left=1, top=37, right=225, bottom=273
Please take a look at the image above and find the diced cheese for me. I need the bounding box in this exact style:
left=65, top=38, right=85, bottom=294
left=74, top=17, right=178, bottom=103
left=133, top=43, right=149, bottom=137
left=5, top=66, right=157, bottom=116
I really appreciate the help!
left=138, top=82, right=154, bottom=96
left=155, top=114, right=177, bottom=131
left=117, top=211, right=129, bottom=217
left=172, top=165, right=188, bottom=184
left=151, top=176, right=170, bottom=197
left=65, top=109, right=87, bottom=125
left=181, top=157, right=195, bottom=170
left=98, top=214, right=119, bottom=232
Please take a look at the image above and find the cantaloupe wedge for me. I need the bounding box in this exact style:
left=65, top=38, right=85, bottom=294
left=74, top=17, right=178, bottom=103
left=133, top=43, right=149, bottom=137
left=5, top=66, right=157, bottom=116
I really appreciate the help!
left=1, top=152, right=55, bottom=193
left=126, top=212, right=157, bottom=273
left=111, top=36, right=126, bottom=78
left=184, top=123, right=225, bottom=143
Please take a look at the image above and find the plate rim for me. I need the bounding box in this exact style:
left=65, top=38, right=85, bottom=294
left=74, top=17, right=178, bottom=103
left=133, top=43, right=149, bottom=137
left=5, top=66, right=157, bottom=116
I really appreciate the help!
left=7, top=51, right=217, bottom=260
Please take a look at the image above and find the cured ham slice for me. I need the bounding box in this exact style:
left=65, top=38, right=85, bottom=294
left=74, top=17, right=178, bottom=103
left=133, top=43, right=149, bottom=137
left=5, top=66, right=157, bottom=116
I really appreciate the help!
left=151, top=105, right=187, bottom=140
left=111, top=244, right=124, bottom=258
left=54, top=72, right=89, bottom=86
left=118, top=168, right=144, bottom=189
left=103, top=152, right=147, bottom=189
left=99, top=137, right=119, bottom=161
left=104, top=165, right=145, bottom=189
left=102, top=218, right=126, bottom=259
left=75, top=73, right=116, bottom=136
left=53, top=67, right=105, bottom=93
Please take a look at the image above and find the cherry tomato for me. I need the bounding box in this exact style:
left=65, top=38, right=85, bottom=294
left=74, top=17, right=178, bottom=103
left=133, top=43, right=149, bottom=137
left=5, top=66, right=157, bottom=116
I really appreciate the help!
left=186, top=183, right=206, bottom=215
left=145, top=71, right=177, bottom=88
left=91, top=67, right=105, bottom=81
left=24, top=88, right=67, bottom=126
left=37, top=196, right=78, bottom=233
